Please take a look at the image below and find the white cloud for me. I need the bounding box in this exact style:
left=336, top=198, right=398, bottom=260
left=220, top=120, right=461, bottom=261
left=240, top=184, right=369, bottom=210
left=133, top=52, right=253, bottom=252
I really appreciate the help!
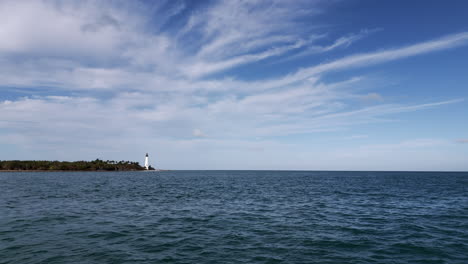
left=0, top=0, right=144, bottom=58
left=360, top=93, right=383, bottom=101
left=358, top=138, right=448, bottom=151
left=342, top=135, right=369, bottom=140
left=182, top=40, right=307, bottom=78
left=278, top=29, right=379, bottom=63
left=192, top=129, right=206, bottom=138
left=263, top=32, right=468, bottom=89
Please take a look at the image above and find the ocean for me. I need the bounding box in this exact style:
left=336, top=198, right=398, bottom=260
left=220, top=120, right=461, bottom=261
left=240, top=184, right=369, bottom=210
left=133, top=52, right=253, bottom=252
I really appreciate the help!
left=1, top=171, right=467, bottom=263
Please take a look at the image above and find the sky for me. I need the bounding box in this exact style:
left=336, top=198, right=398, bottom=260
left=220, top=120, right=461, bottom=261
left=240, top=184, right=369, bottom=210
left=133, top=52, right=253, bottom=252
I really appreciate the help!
left=1, top=0, right=468, bottom=171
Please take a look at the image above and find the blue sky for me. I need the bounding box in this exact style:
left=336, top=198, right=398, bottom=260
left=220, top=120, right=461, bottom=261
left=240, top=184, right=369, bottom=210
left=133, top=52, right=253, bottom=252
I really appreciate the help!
left=1, top=0, right=467, bottom=170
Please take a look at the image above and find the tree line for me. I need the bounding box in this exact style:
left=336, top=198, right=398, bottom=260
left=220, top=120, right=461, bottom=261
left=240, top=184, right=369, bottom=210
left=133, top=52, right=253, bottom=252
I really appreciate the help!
left=0, top=159, right=154, bottom=171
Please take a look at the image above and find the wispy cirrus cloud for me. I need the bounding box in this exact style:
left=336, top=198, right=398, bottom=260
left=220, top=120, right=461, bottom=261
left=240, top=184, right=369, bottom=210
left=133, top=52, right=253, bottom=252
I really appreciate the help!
left=274, top=31, right=468, bottom=87
left=278, top=29, right=380, bottom=63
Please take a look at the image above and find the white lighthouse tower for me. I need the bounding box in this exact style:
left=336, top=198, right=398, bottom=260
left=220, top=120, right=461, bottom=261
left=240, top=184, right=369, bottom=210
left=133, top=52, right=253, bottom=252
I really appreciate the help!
left=144, top=153, right=149, bottom=170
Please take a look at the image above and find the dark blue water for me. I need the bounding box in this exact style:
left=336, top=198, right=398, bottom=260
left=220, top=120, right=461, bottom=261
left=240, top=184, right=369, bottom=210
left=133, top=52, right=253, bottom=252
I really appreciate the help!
left=1, top=171, right=467, bottom=264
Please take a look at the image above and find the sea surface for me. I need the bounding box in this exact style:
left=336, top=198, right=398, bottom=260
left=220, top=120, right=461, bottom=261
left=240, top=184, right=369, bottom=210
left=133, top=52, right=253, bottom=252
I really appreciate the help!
left=1, top=171, right=467, bottom=264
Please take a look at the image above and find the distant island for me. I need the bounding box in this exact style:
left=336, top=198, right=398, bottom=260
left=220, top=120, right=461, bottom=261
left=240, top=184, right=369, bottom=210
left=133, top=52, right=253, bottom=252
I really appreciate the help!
left=0, top=159, right=155, bottom=171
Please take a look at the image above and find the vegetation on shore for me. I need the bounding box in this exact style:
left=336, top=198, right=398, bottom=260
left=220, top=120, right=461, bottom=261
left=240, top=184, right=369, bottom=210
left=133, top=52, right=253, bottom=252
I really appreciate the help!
left=0, top=159, right=154, bottom=171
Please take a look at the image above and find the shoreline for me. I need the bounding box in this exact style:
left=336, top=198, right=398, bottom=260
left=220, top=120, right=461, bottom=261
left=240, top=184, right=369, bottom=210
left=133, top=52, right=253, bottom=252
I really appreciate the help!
left=0, top=170, right=158, bottom=172
left=0, top=159, right=152, bottom=172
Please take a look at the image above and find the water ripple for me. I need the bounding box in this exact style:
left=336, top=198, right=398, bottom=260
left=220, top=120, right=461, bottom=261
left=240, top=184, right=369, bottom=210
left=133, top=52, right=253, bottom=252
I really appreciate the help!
left=0, top=171, right=467, bottom=263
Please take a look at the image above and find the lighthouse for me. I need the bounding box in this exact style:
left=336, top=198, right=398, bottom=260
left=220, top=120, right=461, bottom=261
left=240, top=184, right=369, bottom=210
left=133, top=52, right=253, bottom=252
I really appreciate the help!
left=144, top=153, right=149, bottom=170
